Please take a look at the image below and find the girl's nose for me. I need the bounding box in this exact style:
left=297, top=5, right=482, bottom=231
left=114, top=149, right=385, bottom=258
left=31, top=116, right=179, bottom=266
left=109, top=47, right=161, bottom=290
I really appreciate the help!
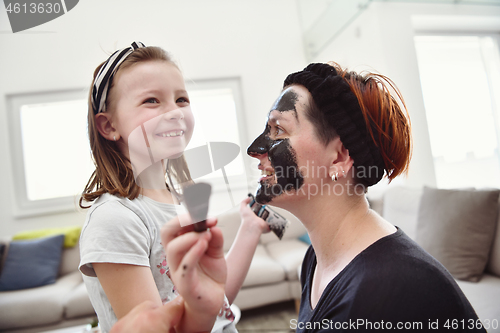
left=164, top=107, right=184, bottom=121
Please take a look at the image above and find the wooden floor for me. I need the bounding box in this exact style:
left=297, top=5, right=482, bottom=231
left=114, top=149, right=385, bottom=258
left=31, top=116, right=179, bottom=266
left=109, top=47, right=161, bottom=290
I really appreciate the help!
left=235, top=300, right=298, bottom=333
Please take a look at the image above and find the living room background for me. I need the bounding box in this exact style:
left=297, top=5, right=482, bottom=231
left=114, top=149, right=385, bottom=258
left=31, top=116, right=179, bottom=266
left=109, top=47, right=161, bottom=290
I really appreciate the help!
left=1, top=0, right=500, bottom=237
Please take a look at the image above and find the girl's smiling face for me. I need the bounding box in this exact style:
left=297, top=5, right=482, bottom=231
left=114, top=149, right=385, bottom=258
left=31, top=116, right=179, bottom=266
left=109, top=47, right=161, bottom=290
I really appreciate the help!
left=247, top=85, right=335, bottom=205
left=108, top=61, right=195, bottom=166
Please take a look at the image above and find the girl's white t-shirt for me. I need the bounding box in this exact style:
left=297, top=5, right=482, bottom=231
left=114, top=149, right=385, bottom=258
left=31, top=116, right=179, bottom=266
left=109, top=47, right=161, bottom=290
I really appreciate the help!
left=79, top=193, right=236, bottom=333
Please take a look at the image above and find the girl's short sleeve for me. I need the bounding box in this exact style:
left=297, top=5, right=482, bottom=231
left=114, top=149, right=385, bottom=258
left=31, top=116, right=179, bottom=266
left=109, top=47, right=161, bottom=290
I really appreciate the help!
left=79, top=200, right=152, bottom=277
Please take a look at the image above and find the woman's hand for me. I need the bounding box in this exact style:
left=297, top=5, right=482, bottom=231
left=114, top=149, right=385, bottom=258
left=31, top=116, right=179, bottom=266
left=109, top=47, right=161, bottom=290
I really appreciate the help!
left=110, top=297, right=184, bottom=333
left=161, top=216, right=226, bottom=331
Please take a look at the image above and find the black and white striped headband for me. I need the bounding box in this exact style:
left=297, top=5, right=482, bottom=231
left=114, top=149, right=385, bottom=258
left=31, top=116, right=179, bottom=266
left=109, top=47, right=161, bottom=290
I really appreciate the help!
left=91, top=41, right=146, bottom=114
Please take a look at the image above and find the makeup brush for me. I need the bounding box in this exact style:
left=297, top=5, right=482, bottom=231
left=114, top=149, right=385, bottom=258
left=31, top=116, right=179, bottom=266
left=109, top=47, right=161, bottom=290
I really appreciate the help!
left=183, top=183, right=212, bottom=232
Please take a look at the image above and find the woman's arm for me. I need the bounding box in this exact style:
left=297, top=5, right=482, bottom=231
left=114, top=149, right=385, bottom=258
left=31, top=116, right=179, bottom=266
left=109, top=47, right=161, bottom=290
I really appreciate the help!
left=93, top=263, right=162, bottom=319
left=224, top=197, right=270, bottom=304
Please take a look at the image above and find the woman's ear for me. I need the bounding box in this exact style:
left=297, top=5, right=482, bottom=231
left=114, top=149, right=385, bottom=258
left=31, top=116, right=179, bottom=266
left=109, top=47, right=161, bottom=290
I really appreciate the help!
left=327, top=137, right=354, bottom=180
left=95, top=113, right=119, bottom=141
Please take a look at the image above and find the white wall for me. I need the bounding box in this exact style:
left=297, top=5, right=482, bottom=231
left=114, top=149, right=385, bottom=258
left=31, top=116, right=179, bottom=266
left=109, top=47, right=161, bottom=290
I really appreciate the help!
left=0, top=0, right=307, bottom=237
left=312, top=2, right=500, bottom=196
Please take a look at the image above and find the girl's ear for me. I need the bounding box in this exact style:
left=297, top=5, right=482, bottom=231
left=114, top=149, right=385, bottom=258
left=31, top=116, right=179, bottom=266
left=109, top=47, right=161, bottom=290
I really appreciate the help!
left=327, top=137, right=354, bottom=180
left=95, top=113, right=119, bottom=141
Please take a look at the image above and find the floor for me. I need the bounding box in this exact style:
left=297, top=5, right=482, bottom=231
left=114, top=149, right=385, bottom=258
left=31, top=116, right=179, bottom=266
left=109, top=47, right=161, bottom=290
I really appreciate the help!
left=42, top=301, right=298, bottom=333
left=235, top=300, right=298, bottom=333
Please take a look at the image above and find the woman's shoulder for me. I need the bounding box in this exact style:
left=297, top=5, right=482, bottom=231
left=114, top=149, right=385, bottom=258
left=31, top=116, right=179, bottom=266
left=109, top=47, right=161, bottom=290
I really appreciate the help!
left=351, top=230, right=473, bottom=310
left=333, top=236, right=479, bottom=327
left=357, top=229, right=454, bottom=281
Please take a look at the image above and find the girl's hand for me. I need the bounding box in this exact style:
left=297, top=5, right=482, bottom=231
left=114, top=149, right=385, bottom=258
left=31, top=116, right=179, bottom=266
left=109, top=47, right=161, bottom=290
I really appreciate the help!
left=239, top=197, right=271, bottom=235
left=161, top=216, right=226, bottom=331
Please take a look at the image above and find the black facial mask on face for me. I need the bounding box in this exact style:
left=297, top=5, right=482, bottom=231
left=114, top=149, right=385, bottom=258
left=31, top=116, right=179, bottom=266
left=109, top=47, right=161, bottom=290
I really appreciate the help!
left=247, top=89, right=304, bottom=204
left=271, top=89, right=298, bottom=113
left=247, top=125, right=272, bottom=156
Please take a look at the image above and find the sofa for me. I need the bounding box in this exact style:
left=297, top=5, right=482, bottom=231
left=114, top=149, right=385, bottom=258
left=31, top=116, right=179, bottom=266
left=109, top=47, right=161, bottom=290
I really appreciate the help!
left=0, top=205, right=309, bottom=332
left=2, top=185, right=500, bottom=332
left=218, top=205, right=309, bottom=311
left=0, top=238, right=97, bottom=333
left=368, top=186, right=500, bottom=333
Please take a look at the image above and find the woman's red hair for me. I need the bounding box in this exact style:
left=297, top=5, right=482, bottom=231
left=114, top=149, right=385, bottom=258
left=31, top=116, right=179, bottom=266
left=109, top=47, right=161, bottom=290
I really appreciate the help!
left=329, top=62, right=412, bottom=182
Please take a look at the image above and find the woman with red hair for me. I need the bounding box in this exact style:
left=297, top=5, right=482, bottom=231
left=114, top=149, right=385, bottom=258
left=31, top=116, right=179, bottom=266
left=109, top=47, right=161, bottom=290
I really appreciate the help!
left=247, top=63, right=484, bottom=332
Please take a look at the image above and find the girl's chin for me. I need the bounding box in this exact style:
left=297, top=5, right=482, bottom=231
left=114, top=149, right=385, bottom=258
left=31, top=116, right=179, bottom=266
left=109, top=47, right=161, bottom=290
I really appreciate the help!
left=153, top=143, right=188, bottom=160
left=164, top=152, right=185, bottom=160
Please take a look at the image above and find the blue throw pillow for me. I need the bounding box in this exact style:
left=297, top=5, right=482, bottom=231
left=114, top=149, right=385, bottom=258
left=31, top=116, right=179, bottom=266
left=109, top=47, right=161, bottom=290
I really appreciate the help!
left=298, top=233, right=311, bottom=245
left=0, top=234, right=65, bottom=291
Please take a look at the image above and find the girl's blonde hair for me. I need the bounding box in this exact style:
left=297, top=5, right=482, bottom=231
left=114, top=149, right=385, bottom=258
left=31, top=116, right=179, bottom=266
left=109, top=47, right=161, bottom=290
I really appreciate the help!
left=80, top=46, right=191, bottom=208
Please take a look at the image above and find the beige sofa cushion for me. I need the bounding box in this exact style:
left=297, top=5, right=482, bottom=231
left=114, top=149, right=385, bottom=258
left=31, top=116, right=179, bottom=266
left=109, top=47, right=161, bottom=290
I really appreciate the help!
left=241, top=245, right=285, bottom=288
left=382, top=186, right=422, bottom=240
left=59, top=240, right=81, bottom=277
left=64, top=282, right=95, bottom=319
left=0, top=271, right=82, bottom=330
left=235, top=281, right=291, bottom=311
left=266, top=239, right=309, bottom=280
left=456, top=274, right=500, bottom=327
left=487, top=205, right=500, bottom=276
left=217, top=206, right=241, bottom=252
left=416, top=187, right=499, bottom=282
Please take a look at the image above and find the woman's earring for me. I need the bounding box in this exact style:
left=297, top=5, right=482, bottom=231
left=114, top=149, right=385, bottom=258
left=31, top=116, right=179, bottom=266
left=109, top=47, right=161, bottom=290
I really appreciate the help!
left=113, top=135, right=117, bottom=141
left=342, top=170, right=346, bottom=178
left=331, top=172, right=339, bottom=182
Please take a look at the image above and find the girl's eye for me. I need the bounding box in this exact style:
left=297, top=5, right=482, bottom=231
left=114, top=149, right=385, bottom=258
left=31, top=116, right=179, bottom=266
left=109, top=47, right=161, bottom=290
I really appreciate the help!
left=176, top=97, right=189, bottom=104
left=144, top=98, right=159, bottom=104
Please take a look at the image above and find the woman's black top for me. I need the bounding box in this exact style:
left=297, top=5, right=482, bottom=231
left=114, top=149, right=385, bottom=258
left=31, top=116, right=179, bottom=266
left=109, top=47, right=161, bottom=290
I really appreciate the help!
left=296, top=228, right=486, bottom=332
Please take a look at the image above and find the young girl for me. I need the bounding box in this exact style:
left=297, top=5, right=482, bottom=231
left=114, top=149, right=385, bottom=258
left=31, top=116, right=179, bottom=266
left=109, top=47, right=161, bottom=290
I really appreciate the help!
left=79, top=42, right=268, bottom=333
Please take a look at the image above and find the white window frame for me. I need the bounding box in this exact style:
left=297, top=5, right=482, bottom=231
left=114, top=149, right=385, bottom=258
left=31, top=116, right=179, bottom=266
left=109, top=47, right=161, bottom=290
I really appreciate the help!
left=7, top=88, right=88, bottom=218
left=412, top=15, right=500, bottom=188
left=184, top=77, right=252, bottom=195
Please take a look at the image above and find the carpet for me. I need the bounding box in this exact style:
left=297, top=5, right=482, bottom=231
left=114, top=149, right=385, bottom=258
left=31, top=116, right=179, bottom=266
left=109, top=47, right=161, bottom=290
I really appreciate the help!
left=235, top=300, right=298, bottom=333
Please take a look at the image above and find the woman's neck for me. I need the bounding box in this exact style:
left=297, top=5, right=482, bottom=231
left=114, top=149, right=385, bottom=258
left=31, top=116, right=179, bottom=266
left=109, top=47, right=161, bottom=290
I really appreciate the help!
left=285, top=188, right=395, bottom=309
left=297, top=192, right=368, bottom=263
left=285, top=188, right=394, bottom=272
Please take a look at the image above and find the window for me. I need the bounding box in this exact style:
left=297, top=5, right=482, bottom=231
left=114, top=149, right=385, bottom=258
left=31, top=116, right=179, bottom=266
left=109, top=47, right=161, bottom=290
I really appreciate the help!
left=414, top=35, right=500, bottom=188
left=8, top=89, right=90, bottom=217
left=20, top=99, right=92, bottom=201
left=185, top=79, right=247, bottom=182
left=184, top=78, right=249, bottom=212
left=8, top=79, right=247, bottom=217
